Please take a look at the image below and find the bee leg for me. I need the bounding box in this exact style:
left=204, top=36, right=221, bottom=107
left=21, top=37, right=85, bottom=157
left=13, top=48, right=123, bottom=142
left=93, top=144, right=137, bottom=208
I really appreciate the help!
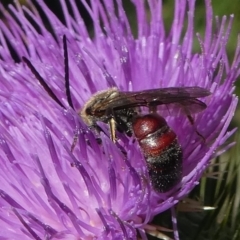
left=71, top=124, right=104, bottom=152
left=149, top=106, right=157, bottom=113
left=104, top=108, right=117, bottom=142
left=88, top=124, right=103, bottom=145
left=186, top=114, right=205, bottom=142
left=109, top=117, right=117, bottom=143
left=71, top=132, right=79, bottom=152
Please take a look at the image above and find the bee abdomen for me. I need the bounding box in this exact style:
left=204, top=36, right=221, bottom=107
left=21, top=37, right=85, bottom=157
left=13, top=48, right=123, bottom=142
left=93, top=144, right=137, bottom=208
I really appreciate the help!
left=132, top=114, right=182, bottom=192
left=138, top=129, right=177, bottom=157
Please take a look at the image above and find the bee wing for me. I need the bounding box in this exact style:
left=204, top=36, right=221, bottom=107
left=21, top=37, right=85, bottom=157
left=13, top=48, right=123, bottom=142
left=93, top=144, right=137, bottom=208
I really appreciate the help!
left=156, top=98, right=208, bottom=116
left=129, top=86, right=210, bottom=101
left=104, top=87, right=210, bottom=114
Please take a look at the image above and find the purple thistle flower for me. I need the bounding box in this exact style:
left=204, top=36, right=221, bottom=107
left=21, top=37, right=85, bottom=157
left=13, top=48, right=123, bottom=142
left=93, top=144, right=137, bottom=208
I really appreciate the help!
left=0, top=0, right=239, bottom=239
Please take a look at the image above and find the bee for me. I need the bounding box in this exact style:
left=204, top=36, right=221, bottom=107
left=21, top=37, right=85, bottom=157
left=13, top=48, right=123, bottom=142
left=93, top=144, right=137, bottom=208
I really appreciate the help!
left=81, top=87, right=211, bottom=192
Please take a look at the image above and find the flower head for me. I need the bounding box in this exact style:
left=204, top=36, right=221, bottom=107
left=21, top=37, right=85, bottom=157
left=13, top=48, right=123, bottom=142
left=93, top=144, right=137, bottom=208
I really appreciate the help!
left=0, top=0, right=239, bottom=239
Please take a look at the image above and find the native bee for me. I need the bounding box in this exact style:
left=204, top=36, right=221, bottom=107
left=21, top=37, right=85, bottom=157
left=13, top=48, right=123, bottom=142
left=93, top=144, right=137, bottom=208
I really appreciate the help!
left=80, top=87, right=210, bottom=192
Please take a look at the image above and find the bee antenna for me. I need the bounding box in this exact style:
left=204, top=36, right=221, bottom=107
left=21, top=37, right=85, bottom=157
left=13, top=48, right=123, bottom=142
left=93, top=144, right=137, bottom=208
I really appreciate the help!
left=63, top=35, right=74, bottom=110
left=22, top=56, right=65, bottom=109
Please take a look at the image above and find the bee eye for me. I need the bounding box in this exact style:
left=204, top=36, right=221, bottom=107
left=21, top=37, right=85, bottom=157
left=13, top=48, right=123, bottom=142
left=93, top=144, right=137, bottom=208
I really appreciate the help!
left=86, top=107, right=92, bottom=115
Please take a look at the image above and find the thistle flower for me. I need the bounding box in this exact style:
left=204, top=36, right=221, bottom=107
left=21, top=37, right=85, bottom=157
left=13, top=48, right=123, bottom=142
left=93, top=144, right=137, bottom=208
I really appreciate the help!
left=0, top=0, right=239, bottom=239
